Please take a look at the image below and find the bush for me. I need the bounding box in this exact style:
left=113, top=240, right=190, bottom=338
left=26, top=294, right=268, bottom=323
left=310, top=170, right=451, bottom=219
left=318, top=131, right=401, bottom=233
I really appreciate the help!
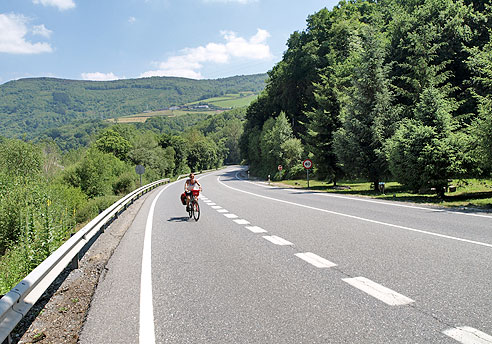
left=0, top=139, right=43, bottom=179
left=75, top=195, right=119, bottom=223
left=68, top=148, right=127, bottom=198
left=113, top=172, right=136, bottom=195
left=285, top=164, right=305, bottom=180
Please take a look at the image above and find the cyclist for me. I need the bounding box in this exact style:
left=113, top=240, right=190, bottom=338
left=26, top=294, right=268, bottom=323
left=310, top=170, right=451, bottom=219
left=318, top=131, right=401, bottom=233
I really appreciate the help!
left=184, top=173, right=202, bottom=211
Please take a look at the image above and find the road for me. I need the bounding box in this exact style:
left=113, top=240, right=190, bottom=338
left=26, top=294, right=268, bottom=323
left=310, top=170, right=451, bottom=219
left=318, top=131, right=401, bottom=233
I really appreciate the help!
left=80, top=166, right=492, bottom=344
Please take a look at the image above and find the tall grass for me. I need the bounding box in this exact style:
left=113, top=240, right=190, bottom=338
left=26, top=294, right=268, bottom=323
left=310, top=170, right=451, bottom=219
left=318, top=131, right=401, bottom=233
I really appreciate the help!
left=0, top=176, right=87, bottom=294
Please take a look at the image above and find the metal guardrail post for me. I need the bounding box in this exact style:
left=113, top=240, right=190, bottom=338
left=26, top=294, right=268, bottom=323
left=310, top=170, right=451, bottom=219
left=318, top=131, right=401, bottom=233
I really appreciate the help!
left=71, top=252, right=79, bottom=270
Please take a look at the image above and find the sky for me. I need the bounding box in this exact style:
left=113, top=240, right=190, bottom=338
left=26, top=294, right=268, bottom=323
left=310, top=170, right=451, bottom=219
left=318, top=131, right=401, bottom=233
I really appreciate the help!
left=0, top=0, right=340, bottom=84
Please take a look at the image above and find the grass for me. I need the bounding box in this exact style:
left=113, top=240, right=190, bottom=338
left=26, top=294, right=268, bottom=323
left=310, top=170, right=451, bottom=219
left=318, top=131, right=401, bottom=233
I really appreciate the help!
left=111, top=109, right=224, bottom=123
left=211, top=94, right=258, bottom=108
left=186, top=92, right=258, bottom=108
left=275, top=178, right=492, bottom=210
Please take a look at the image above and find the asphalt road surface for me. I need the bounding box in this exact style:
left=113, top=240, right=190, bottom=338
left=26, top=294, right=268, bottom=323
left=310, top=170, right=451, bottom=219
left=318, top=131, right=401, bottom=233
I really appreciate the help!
left=80, top=166, right=492, bottom=344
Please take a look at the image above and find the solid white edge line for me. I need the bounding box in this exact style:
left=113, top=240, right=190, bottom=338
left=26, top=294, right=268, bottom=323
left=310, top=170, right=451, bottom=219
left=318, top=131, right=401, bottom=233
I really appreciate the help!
left=234, top=171, right=492, bottom=219
left=443, top=326, right=492, bottom=344
left=295, top=252, right=337, bottom=268
left=263, top=235, right=294, bottom=246
left=342, top=277, right=414, bottom=306
left=219, top=175, right=492, bottom=249
left=140, top=183, right=174, bottom=344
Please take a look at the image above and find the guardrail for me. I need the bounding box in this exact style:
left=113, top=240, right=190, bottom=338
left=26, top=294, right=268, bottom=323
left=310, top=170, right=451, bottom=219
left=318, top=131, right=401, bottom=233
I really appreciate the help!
left=0, top=178, right=170, bottom=344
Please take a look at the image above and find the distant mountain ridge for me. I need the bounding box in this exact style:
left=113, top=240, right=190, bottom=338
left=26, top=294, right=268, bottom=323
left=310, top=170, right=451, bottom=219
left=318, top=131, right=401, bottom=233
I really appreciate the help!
left=0, top=74, right=267, bottom=139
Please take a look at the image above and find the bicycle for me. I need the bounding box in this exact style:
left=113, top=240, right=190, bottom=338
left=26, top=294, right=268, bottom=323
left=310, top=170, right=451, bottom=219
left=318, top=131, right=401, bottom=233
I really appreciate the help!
left=187, top=189, right=200, bottom=221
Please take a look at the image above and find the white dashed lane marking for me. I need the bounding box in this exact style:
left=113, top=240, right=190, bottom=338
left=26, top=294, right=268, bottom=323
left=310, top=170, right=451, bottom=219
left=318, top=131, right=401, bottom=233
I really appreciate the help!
left=224, top=213, right=238, bottom=219
left=233, top=219, right=250, bottom=225
left=217, top=209, right=228, bottom=213
left=245, top=226, right=267, bottom=233
left=263, top=235, right=294, bottom=246
left=443, top=327, right=492, bottom=344
left=295, top=252, right=337, bottom=268
left=211, top=205, right=222, bottom=209
left=342, top=277, right=414, bottom=306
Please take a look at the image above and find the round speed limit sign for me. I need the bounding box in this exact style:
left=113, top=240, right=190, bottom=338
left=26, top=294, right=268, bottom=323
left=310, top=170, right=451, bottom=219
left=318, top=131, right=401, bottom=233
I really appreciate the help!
left=302, top=159, right=313, bottom=170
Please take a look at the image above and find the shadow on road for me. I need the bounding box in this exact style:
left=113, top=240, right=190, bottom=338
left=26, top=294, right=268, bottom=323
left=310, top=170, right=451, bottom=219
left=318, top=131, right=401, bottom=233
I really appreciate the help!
left=168, top=217, right=191, bottom=222
left=217, top=168, right=247, bottom=182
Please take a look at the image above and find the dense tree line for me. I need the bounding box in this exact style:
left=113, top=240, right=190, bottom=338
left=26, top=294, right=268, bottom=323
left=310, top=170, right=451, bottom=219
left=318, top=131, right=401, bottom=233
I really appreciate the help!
left=0, top=74, right=266, bottom=140
left=241, top=0, right=492, bottom=195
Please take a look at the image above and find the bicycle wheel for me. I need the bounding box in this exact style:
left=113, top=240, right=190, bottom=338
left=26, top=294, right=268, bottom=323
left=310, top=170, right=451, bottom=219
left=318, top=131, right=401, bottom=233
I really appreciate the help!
left=193, top=201, right=200, bottom=221
left=188, top=202, right=193, bottom=218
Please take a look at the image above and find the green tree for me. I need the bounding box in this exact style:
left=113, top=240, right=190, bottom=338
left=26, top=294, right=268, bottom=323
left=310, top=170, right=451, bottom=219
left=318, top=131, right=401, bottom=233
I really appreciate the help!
left=280, top=137, right=304, bottom=178
left=183, top=130, right=221, bottom=172
left=94, top=128, right=132, bottom=161
left=257, top=112, right=302, bottom=179
left=304, top=71, right=342, bottom=183
left=69, top=148, right=126, bottom=198
left=467, top=37, right=492, bottom=173
left=160, top=134, right=190, bottom=175
left=0, top=139, right=43, bottom=180
left=386, top=87, right=459, bottom=197
left=387, top=0, right=476, bottom=123
left=334, top=24, right=394, bottom=190
left=474, top=100, right=492, bottom=172
left=129, top=132, right=174, bottom=179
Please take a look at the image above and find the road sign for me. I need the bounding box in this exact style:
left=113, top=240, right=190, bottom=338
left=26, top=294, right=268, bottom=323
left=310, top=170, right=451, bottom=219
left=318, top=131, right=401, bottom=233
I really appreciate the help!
left=135, top=165, right=145, bottom=187
left=303, top=159, right=313, bottom=170
left=278, top=165, right=283, bottom=171
left=135, top=165, right=145, bottom=175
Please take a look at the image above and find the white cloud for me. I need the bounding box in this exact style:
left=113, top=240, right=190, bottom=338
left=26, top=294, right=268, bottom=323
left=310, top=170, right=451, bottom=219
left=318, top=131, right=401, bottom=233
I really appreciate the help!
left=32, top=0, right=76, bottom=11
left=140, top=29, right=272, bottom=79
left=128, top=17, right=136, bottom=24
left=32, top=24, right=52, bottom=38
left=0, top=14, right=52, bottom=54
left=81, top=72, right=120, bottom=81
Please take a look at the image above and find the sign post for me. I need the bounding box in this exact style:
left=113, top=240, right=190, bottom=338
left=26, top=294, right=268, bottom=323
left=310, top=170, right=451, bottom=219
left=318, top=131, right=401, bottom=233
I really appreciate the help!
left=135, top=164, right=145, bottom=187
left=302, top=159, right=313, bottom=189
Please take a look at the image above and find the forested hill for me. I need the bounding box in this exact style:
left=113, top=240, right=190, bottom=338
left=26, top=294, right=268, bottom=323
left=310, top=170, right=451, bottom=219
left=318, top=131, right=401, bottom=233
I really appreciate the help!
left=0, top=73, right=267, bottom=139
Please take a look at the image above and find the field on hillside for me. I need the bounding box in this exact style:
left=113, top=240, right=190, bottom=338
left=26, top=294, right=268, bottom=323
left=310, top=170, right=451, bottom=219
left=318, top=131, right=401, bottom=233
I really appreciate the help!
left=114, top=92, right=257, bottom=123
left=186, top=92, right=257, bottom=108
left=111, top=109, right=224, bottom=123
